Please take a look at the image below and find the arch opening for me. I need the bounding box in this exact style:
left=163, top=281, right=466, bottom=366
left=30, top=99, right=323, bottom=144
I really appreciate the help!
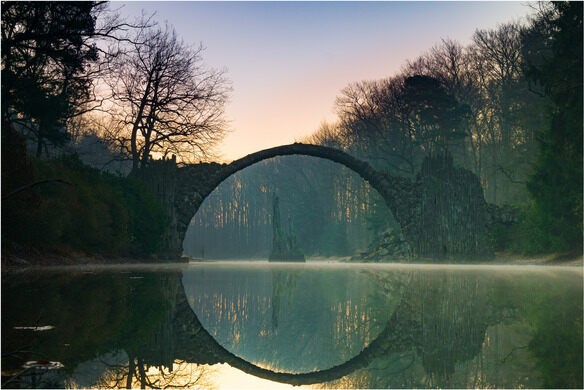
left=176, top=143, right=408, bottom=258
left=182, top=154, right=397, bottom=260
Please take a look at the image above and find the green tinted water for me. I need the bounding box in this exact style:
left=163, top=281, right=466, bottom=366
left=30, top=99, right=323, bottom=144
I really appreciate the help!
left=2, top=262, right=582, bottom=388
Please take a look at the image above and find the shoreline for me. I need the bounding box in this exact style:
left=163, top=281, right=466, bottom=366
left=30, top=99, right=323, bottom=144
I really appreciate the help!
left=0, top=248, right=187, bottom=272
left=488, top=252, right=583, bottom=267
left=1, top=249, right=581, bottom=272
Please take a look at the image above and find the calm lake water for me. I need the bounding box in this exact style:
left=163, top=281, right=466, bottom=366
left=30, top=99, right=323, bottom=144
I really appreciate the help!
left=2, top=261, right=582, bottom=389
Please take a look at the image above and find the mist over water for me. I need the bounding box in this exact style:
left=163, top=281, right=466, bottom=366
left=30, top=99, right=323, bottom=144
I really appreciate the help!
left=2, top=261, right=582, bottom=388
left=182, top=261, right=582, bottom=387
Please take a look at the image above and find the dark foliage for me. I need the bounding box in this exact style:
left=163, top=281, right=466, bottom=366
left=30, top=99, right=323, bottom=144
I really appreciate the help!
left=1, top=1, right=99, bottom=155
left=527, top=285, right=583, bottom=388
left=1, top=272, right=173, bottom=377
left=518, top=2, right=583, bottom=253
left=2, top=127, right=168, bottom=256
left=402, top=75, right=470, bottom=153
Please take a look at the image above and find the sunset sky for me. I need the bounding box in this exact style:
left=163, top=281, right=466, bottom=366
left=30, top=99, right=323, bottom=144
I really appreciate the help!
left=117, top=1, right=535, bottom=161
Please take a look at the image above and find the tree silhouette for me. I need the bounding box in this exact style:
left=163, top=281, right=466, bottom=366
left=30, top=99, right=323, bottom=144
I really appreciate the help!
left=105, top=24, right=230, bottom=170
left=520, top=2, right=583, bottom=253
left=402, top=75, right=470, bottom=155
left=1, top=1, right=100, bottom=156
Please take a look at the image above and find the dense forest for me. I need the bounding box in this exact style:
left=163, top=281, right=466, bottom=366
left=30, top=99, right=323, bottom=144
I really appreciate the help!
left=185, top=2, right=582, bottom=260
left=1, top=2, right=581, bottom=261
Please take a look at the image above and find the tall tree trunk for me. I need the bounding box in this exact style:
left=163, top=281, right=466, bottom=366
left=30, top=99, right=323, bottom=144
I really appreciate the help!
left=126, top=357, right=135, bottom=389
left=131, top=77, right=153, bottom=171
left=35, top=123, right=45, bottom=158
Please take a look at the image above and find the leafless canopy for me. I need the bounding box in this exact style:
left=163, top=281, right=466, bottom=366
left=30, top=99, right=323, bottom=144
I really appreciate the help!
left=104, top=24, right=230, bottom=170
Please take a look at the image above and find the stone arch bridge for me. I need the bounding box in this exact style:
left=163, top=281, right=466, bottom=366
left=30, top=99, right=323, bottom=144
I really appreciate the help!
left=141, top=143, right=493, bottom=260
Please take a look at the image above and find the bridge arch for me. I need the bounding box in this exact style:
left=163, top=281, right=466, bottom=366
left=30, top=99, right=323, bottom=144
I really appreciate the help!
left=151, top=142, right=492, bottom=259
left=174, top=143, right=412, bottom=253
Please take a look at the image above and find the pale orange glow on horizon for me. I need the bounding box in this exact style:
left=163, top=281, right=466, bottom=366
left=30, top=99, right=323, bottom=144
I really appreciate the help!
left=97, top=360, right=306, bottom=390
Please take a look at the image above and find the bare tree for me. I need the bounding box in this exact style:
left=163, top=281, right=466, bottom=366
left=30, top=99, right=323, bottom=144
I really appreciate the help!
left=1, top=1, right=152, bottom=158
left=401, top=29, right=541, bottom=204
left=105, top=24, right=230, bottom=170
left=471, top=23, right=523, bottom=152
left=303, top=121, right=345, bottom=149
left=404, top=39, right=476, bottom=101
left=469, top=22, right=537, bottom=203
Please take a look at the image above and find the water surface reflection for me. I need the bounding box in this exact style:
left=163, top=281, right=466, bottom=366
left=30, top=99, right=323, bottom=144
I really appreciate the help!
left=1, top=262, right=581, bottom=388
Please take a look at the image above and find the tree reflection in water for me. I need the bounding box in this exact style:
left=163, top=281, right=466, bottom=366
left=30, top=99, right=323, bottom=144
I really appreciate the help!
left=1, top=265, right=581, bottom=389
left=317, top=268, right=581, bottom=389
left=95, top=358, right=214, bottom=389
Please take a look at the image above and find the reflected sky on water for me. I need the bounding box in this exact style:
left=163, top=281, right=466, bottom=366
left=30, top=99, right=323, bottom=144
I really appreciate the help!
left=2, top=261, right=582, bottom=389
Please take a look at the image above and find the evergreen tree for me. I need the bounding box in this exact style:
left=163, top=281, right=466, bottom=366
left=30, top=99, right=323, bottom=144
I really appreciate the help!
left=1, top=1, right=99, bottom=156
left=521, top=2, right=583, bottom=252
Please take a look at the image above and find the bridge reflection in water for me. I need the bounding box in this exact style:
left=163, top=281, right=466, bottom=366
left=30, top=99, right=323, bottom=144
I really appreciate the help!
left=3, top=264, right=581, bottom=389
left=102, top=265, right=578, bottom=389
left=173, top=265, right=497, bottom=387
